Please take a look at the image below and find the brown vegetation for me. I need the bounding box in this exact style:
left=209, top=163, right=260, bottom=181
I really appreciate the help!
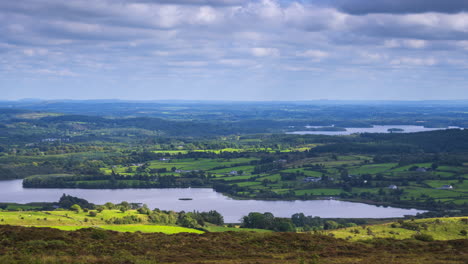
left=0, top=225, right=467, bottom=263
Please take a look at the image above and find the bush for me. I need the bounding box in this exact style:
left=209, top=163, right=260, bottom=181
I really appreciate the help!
left=70, top=204, right=82, bottom=213
left=90, top=229, right=109, bottom=240
left=25, top=240, right=48, bottom=251
left=46, top=240, right=67, bottom=249
left=413, top=233, right=434, bottom=242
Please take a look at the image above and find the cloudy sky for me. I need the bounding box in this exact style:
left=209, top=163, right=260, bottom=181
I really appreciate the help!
left=1, top=0, right=468, bottom=101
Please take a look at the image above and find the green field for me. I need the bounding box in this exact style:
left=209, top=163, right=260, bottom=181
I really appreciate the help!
left=330, top=217, right=468, bottom=241
left=0, top=209, right=204, bottom=234
left=348, top=163, right=397, bottom=175
left=0, top=208, right=282, bottom=234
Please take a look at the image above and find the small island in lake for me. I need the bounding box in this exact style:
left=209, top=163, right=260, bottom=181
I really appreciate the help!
left=387, top=128, right=405, bottom=133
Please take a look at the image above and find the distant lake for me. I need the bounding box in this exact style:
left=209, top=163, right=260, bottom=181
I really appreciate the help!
left=0, top=180, right=425, bottom=222
left=288, top=125, right=461, bottom=136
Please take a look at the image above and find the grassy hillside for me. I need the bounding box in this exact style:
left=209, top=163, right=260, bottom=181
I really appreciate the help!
left=0, top=209, right=203, bottom=234
left=0, top=208, right=276, bottom=234
left=329, top=217, right=468, bottom=241
left=0, top=225, right=467, bottom=264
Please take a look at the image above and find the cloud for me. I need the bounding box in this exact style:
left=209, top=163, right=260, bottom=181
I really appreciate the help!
left=359, top=52, right=388, bottom=62
left=335, top=0, right=468, bottom=14
left=131, top=0, right=246, bottom=6
left=250, top=47, right=279, bottom=57
left=218, top=59, right=254, bottom=66
left=297, top=50, right=329, bottom=61
left=384, top=39, right=427, bottom=49
left=1, top=0, right=468, bottom=101
left=456, top=40, right=468, bottom=50
left=346, top=12, right=468, bottom=40
left=282, top=65, right=322, bottom=72
left=167, top=61, right=209, bottom=67
left=390, top=57, right=438, bottom=67
left=283, top=3, right=349, bottom=32
left=23, top=48, right=49, bottom=56
left=35, top=69, right=78, bottom=76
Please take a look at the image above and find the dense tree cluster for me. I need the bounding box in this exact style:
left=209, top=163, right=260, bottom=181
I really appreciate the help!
left=58, top=194, right=95, bottom=210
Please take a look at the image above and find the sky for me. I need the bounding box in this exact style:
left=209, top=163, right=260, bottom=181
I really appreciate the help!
left=1, top=0, right=468, bottom=101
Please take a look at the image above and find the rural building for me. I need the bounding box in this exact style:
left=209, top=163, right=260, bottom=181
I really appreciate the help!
left=415, top=167, right=427, bottom=172
left=438, top=185, right=454, bottom=190
left=303, top=177, right=321, bottom=183
left=175, top=169, right=191, bottom=173
left=388, top=184, right=398, bottom=190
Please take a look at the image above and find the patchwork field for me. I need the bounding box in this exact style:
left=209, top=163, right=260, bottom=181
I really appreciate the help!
left=22, top=149, right=468, bottom=211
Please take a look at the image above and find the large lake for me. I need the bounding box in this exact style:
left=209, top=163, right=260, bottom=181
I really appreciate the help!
left=288, top=125, right=460, bottom=136
left=0, top=180, right=424, bottom=222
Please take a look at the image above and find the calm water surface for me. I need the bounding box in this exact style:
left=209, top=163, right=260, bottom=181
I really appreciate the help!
left=289, top=125, right=460, bottom=135
left=0, top=180, right=425, bottom=222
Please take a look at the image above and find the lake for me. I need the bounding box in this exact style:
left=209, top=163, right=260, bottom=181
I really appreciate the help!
left=0, top=180, right=425, bottom=222
left=288, top=125, right=460, bottom=135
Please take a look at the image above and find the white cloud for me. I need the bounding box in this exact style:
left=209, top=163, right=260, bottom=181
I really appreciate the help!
left=384, top=39, right=427, bottom=49
left=253, top=0, right=283, bottom=20
left=284, top=3, right=349, bottom=31
left=250, top=47, right=279, bottom=57
left=167, top=61, right=209, bottom=67
left=192, top=6, right=219, bottom=24
left=390, top=57, right=437, bottom=66
left=218, top=59, right=253, bottom=66
left=405, top=39, right=427, bottom=48
left=23, top=48, right=48, bottom=56
left=360, top=52, right=388, bottom=61
left=35, top=69, right=78, bottom=76
left=297, top=49, right=329, bottom=61
left=233, top=31, right=266, bottom=42
left=283, top=65, right=322, bottom=72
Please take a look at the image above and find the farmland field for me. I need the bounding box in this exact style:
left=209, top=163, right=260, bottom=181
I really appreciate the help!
left=330, top=217, right=468, bottom=241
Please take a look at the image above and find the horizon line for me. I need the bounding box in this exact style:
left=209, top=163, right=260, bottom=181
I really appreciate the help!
left=3, top=98, right=468, bottom=103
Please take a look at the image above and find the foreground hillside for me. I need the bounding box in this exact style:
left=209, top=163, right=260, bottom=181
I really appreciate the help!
left=0, top=225, right=467, bottom=264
